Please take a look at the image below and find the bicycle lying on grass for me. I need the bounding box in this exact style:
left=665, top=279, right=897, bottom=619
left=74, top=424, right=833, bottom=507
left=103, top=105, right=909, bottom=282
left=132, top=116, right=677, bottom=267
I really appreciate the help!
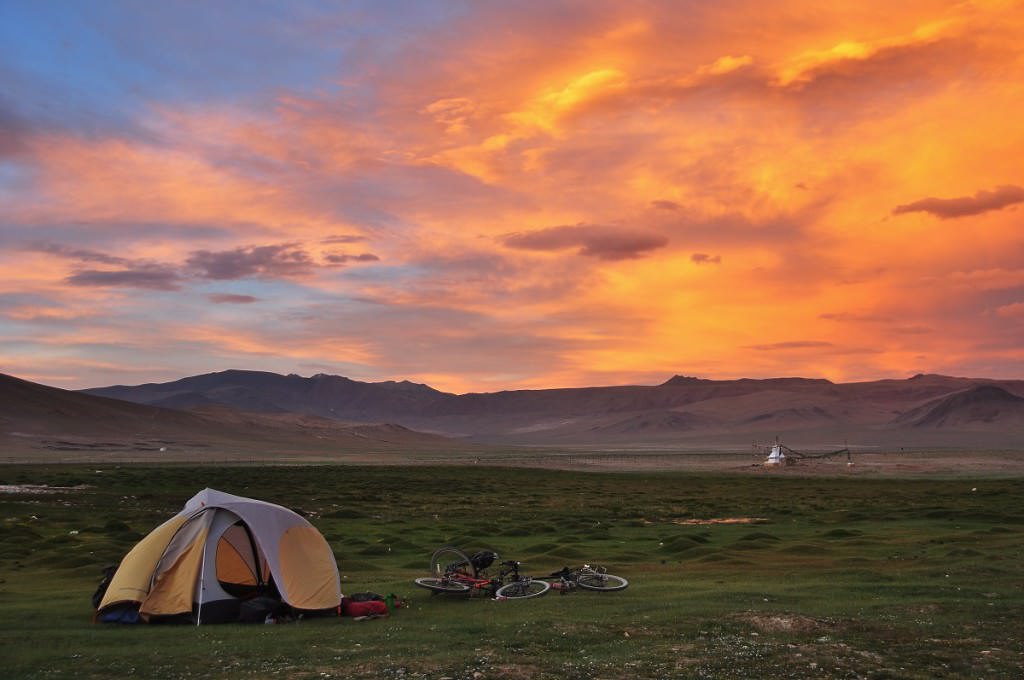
left=414, top=546, right=551, bottom=599
left=540, top=564, right=629, bottom=593
left=413, top=546, right=627, bottom=600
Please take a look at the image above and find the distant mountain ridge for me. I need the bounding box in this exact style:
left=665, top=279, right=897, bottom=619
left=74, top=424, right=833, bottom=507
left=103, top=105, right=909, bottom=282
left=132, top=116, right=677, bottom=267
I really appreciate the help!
left=0, top=372, right=467, bottom=458
left=80, top=369, right=1024, bottom=447
left=88, top=369, right=443, bottom=418
left=893, top=385, right=1024, bottom=428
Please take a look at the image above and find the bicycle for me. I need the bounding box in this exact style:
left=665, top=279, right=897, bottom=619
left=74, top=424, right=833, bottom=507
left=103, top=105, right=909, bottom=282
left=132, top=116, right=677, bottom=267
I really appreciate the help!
left=413, top=546, right=551, bottom=599
left=541, top=564, right=629, bottom=593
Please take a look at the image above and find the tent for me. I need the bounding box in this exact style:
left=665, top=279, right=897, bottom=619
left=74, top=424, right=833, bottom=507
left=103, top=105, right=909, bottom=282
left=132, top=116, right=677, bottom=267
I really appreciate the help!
left=96, top=488, right=341, bottom=624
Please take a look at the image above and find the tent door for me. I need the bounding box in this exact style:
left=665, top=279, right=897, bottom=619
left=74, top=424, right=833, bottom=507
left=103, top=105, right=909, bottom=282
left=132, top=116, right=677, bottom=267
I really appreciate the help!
left=215, top=520, right=271, bottom=598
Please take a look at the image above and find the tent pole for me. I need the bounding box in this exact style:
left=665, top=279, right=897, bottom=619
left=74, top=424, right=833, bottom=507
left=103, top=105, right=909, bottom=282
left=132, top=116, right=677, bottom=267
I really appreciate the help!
left=197, top=536, right=207, bottom=626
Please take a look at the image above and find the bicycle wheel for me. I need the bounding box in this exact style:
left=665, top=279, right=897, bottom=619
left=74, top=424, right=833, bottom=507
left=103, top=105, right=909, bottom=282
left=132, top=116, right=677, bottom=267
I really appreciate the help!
left=414, top=577, right=471, bottom=593
left=495, top=578, right=550, bottom=599
left=576, top=572, right=628, bottom=592
left=430, top=546, right=473, bottom=579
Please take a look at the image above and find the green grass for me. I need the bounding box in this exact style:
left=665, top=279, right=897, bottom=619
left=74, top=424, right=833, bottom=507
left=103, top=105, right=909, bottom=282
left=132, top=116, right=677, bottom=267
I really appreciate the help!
left=1, top=464, right=1023, bottom=678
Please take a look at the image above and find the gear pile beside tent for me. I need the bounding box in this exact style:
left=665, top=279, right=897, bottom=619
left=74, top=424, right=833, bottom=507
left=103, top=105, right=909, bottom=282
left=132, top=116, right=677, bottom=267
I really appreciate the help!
left=95, top=488, right=341, bottom=624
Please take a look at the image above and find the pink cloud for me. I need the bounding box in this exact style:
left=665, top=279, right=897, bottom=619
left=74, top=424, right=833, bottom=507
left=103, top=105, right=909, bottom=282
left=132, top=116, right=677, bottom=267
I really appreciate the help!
left=996, top=302, right=1024, bottom=318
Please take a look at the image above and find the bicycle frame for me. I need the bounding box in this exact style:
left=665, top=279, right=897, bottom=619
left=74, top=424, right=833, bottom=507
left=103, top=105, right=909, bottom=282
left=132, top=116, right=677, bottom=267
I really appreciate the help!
left=417, top=547, right=562, bottom=599
left=439, top=559, right=525, bottom=596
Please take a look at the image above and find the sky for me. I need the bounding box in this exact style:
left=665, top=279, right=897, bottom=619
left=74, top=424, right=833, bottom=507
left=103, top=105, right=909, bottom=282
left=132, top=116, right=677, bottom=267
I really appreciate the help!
left=1, top=1, right=1023, bottom=393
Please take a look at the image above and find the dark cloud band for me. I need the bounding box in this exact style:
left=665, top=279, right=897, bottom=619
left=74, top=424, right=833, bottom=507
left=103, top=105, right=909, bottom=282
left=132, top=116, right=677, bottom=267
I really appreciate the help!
left=65, top=268, right=181, bottom=291
left=502, top=223, right=668, bottom=260
left=893, top=185, right=1024, bottom=219
left=186, top=243, right=315, bottom=280
left=209, top=293, right=259, bottom=304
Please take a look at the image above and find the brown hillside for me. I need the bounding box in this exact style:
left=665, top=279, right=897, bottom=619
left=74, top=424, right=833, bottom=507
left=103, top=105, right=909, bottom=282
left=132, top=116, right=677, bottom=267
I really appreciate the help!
left=0, top=372, right=470, bottom=459
left=893, top=385, right=1024, bottom=429
left=74, top=369, right=1024, bottom=449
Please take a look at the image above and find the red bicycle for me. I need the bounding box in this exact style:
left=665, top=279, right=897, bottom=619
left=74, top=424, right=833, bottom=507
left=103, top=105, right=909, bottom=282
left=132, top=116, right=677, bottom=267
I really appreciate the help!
left=414, top=546, right=551, bottom=599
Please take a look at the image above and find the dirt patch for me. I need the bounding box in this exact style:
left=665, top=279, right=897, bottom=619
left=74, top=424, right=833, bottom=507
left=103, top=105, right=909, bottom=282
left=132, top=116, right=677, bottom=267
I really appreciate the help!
left=737, top=612, right=838, bottom=634
left=673, top=517, right=770, bottom=525
left=0, top=484, right=90, bottom=494
left=490, top=663, right=543, bottom=679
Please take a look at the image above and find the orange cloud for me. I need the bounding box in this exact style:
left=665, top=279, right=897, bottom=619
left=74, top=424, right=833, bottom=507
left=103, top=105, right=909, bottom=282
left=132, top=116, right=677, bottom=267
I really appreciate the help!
left=996, top=302, right=1024, bottom=318
left=4, top=306, right=92, bottom=322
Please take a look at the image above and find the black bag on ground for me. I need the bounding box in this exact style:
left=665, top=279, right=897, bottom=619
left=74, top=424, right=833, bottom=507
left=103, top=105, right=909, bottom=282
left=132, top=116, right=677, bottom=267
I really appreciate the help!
left=238, top=596, right=289, bottom=623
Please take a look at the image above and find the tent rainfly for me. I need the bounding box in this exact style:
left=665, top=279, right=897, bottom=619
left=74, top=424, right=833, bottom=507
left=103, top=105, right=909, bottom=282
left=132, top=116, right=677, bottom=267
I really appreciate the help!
left=96, top=488, right=341, bottom=624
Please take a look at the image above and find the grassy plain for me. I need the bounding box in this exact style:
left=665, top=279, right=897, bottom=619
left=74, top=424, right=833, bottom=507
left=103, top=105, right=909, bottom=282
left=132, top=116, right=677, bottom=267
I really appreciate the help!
left=1, top=463, right=1022, bottom=679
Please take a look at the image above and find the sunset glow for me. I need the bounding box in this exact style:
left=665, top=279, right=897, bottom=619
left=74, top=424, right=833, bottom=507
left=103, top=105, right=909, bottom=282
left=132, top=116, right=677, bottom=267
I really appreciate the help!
left=1, top=1, right=1022, bottom=391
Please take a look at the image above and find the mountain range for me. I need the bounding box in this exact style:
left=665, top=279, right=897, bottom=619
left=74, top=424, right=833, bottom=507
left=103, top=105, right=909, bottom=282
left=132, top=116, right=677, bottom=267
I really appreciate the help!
left=0, top=372, right=464, bottom=460
left=76, top=369, right=1024, bottom=450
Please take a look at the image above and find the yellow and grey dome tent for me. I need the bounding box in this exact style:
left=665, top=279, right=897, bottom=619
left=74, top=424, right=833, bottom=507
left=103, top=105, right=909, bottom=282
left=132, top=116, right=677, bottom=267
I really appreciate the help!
left=97, top=488, right=341, bottom=624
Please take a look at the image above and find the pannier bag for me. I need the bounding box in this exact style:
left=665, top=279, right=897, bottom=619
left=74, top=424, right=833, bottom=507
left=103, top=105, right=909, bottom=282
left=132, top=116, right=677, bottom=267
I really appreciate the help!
left=470, top=550, right=497, bottom=572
